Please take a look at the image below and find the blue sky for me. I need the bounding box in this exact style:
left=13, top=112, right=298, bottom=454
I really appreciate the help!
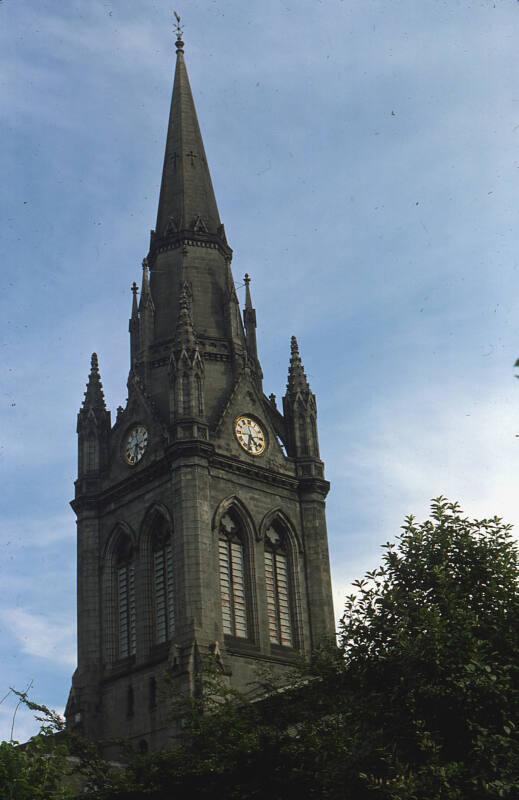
left=1, top=0, right=519, bottom=741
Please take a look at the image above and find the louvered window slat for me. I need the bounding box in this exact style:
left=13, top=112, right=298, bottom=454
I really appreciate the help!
left=219, top=539, right=233, bottom=635
left=166, top=544, right=175, bottom=635
left=264, top=541, right=294, bottom=647
left=118, top=562, right=136, bottom=658
left=154, top=539, right=175, bottom=644
left=219, top=532, right=248, bottom=639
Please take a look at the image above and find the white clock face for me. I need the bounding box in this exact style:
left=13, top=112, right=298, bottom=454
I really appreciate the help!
left=124, top=425, right=148, bottom=465
left=234, top=415, right=266, bottom=456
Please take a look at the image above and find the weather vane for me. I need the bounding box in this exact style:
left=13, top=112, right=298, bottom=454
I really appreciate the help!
left=174, top=11, right=184, bottom=47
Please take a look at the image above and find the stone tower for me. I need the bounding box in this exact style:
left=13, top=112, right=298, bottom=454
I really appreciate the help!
left=66, top=29, right=335, bottom=753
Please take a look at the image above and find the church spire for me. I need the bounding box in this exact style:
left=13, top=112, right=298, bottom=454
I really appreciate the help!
left=155, top=22, right=222, bottom=241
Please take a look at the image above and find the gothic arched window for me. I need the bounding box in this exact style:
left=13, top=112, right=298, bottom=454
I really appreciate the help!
left=152, top=522, right=175, bottom=644
left=181, top=373, right=190, bottom=416
left=310, top=415, right=318, bottom=454
left=264, top=526, right=294, bottom=648
left=86, top=434, right=97, bottom=473
left=218, top=512, right=249, bottom=639
left=297, top=413, right=308, bottom=455
left=195, top=373, right=204, bottom=417
left=115, top=537, right=136, bottom=659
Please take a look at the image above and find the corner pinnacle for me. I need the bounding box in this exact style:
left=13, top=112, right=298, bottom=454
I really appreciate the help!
left=287, top=336, right=311, bottom=395
left=82, top=352, right=107, bottom=411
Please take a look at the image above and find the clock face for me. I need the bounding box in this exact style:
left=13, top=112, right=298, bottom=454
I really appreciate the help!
left=124, top=425, right=148, bottom=465
left=234, top=415, right=266, bottom=456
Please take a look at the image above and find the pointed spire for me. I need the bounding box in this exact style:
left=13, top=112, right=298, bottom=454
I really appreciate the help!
left=242, top=274, right=262, bottom=388
left=287, top=336, right=311, bottom=396
left=174, top=282, right=197, bottom=352
left=155, top=22, right=222, bottom=240
left=82, top=353, right=107, bottom=412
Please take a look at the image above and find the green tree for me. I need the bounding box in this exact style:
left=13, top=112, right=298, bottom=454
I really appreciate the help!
left=0, top=695, right=74, bottom=800
left=329, top=496, right=519, bottom=798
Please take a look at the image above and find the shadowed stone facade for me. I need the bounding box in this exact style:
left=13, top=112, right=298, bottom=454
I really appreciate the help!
left=65, top=30, right=335, bottom=753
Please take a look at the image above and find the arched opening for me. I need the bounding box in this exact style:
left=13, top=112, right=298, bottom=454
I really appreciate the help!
left=151, top=517, right=175, bottom=644
left=310, top=414, right=318, bottom=454
left=297, top=413, right=308, bottom=455
left=264, top=523, right=295, bottom=648
left=181, top=373, right=190, bottom=416
left=115, top=536, right=136, bottom=659
left=126, top=685, right=134, bottom=718
left=195, top=373, right=204, bottom=417
left=149, top=676, right=157, bottom=710
left=218, top=510, right=250, bottom=639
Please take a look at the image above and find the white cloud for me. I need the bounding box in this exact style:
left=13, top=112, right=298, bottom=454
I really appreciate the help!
left=345, top=389, right=519, bottom=529
left=0, top=514, right=74, bottom=550
left=1, top=609, right=76, bottom=670
left=326, top=381, right=519, bottom=622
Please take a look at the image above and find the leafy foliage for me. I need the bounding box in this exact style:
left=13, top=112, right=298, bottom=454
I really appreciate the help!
left=0, top=693, right=74, bottom=800
left=332, top=496, right=519, bottom=798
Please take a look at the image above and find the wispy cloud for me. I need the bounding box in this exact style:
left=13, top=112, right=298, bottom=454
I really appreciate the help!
left=1, top=609, right=76, bottom=670
left=0, top=514, right=74, bottom=550
left=327, top=382, right=519, bottom=623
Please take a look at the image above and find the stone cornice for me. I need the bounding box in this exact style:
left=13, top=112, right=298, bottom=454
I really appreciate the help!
left=72, top=442, right=327, bottom=516
left=211, top=453, right=300, bottom=493
left=72, top=456, right=171, bottom=515
left=148, top=230, right=233, bottom=262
